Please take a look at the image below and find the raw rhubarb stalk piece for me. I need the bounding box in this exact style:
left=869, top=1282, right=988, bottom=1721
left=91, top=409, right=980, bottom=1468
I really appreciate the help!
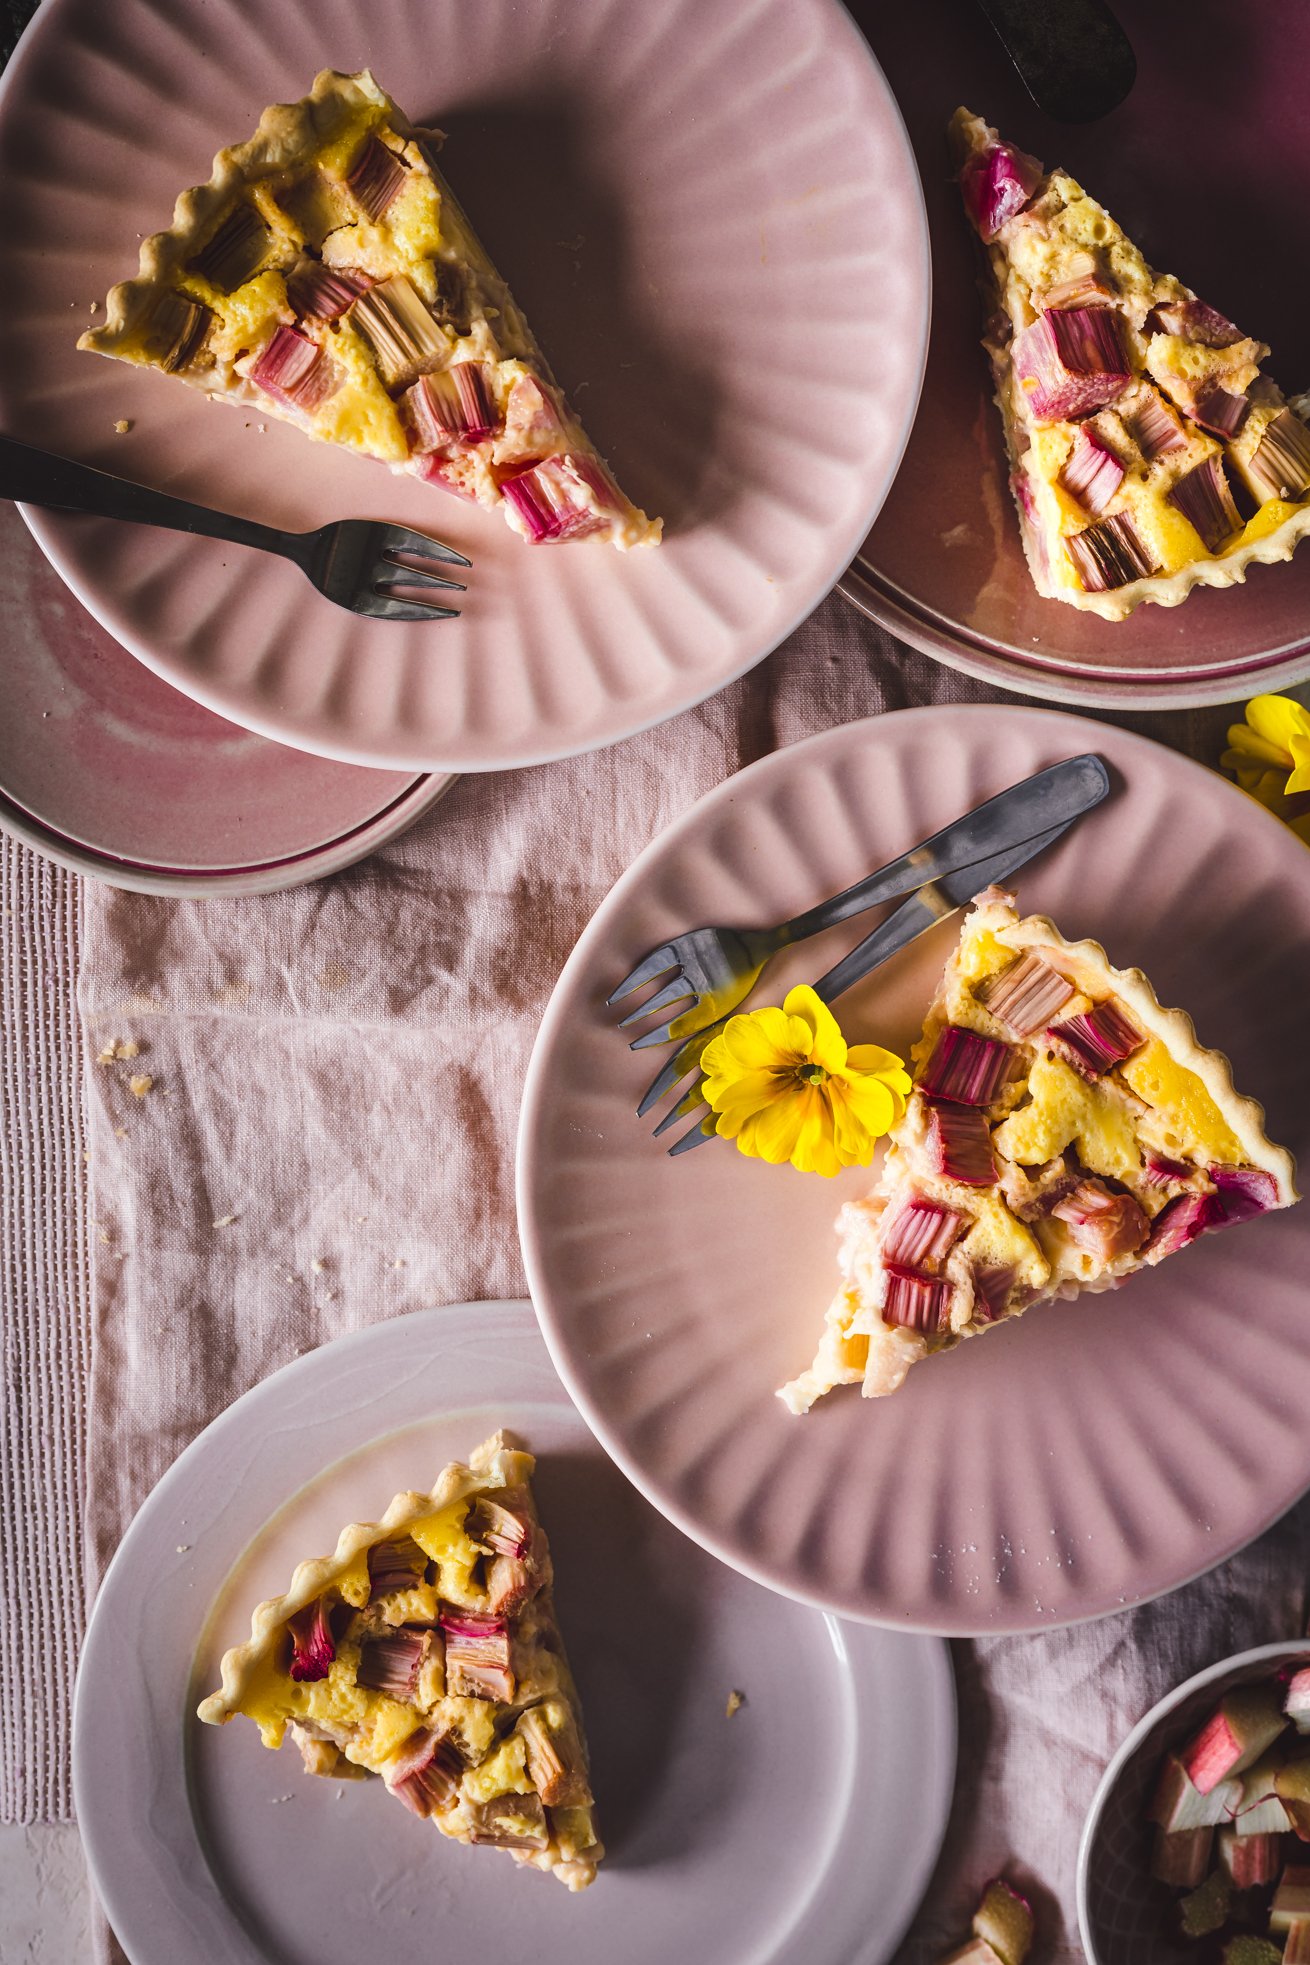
left=938, top=1944, right=1005, bottom=1965
left=949, top=105, right=1310, bottom=618
left=1150, top=1754, right=1244, bottom=1831
left=1286, top=1669, right=1310, bottom=1734
left=1217, top=1826, right=1283, bottom=1887
left=1274, top=1873, right=1310, bottom=1934
left=80, top=69, right=660, bottom=551
left=1285, top=1922, right=1310, bottom=1965
left=198, top=1430, right=603, bottom=1890
left=1180, top=1867, right=1232, bottom=1938
left=779, top=887, right=1298, bottom=1413
left=1220, top=1937, right=1281, bottom=1965
left=1152, top=1824, right=1214, bottom=1888
left=1229, top=1749, right=1293, bottom=1836
left=971, top=1878, right=1034, bottom=1965
left=1182, top=1685, right=1289, bottom=1794
left=1276, top=1752, right=1310, bottom=1838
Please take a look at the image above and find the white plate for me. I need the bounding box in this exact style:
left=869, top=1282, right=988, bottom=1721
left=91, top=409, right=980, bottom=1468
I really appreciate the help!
left=0, top=0, right=929, bottom=772
left=73, top=1302, right=956, bottom=1964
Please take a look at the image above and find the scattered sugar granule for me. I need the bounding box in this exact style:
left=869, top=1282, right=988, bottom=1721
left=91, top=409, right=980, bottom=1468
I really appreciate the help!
left=311, top=1258, right=325, bottom=1274
left=725, top=1689, right=746, bottom=1719
left=114, top=418, right=132, bottom=434
left=175, top=1544, right=191, bottom=1554
left=128, top=1074, right=153, bottom=1098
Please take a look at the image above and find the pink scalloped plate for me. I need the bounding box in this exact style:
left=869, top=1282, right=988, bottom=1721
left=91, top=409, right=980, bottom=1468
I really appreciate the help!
left=0, top=0, right=927, bottom=773
left=0, top=502, right=450, bottom=894
left=838, top=0, right=1310, bottom=709
left=518, top=705, right=1310, bottom=1633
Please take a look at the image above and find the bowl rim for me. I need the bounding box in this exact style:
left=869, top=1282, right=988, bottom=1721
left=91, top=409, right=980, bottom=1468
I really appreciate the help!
left=1076, top=1635, right=1310, bottom=1963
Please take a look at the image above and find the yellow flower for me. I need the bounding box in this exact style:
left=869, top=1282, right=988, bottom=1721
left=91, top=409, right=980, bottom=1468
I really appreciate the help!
left=700, top=984, right=911, bottom=1177
left=1222, top=694, right=1310, bottom=844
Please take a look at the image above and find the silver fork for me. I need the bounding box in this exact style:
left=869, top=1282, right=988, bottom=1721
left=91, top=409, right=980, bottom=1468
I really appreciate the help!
left=609, top=754, right=1110, bottom=1048
left=0, top=433, right=469, bottom=621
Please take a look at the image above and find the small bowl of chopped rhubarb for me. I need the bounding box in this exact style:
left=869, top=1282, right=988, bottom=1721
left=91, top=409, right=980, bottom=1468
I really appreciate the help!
left=1079, top=1641, right=1310, bottom=1965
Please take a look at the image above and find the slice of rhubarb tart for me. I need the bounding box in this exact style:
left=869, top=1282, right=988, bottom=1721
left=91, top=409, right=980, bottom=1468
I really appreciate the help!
left=780, top=888, right=1297, bottom=1410
left=80, top=70, right=659, bottom=550
left=197, top=1431, right=602, bottom=1889
left=952, top=106, right=1310, bottom=617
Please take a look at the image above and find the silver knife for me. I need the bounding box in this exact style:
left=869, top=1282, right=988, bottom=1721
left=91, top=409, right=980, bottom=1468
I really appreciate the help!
left=667, top=811, right=1077, bottom=1155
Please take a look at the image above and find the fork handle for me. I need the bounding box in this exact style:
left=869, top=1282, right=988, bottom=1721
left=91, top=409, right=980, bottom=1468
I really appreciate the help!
left=0, top=433, right=298, bottom=561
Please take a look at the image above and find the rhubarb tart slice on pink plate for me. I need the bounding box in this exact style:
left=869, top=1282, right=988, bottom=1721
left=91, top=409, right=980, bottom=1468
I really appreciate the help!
left=197, top=1430, right=602, bottom=1890
left=79, top=69, right=659, bottom=551
left=782, top=886, right=1298, bottom=1411
left=953, top=108, right=1310, bottom=619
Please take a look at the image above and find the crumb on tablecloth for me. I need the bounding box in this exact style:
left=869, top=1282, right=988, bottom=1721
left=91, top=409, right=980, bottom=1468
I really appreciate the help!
left=725, top=1689, right=746, bottom=1718
left=128, top=1074, right=153, bottom=1098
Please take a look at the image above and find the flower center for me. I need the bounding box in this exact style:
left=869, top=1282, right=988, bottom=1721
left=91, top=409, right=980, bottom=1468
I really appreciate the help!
left=798, top=1063, right=827, bottom=1086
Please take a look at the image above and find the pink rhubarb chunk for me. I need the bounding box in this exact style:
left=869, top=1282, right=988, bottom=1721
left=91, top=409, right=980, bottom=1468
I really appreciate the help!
left=882, top=1197, right=967, bottom=1270
left=1272, top=1868, right=1310, bottom=1934
left=1218, top=1826, right=1283, bottom=1887
left=1181, top=1683, right=1288, bottom=1794
left=345, top=133, right=408, bottom=221
left=386, top=1727, right=463, bottom=1817
left=499, top=454, right=622, bottom=542
left=1148, top=297, right=1244, bottom=347
left=1059, top=428, right=1125, bottom=516
left=1051, top=1178, right=1149, bottom=1261
left=1152, top=1824, right=1214, bottom=1888
left=285, top=261, right=372, bottom=320
left=1150, top=1753, right=1244, bottom=1831
left=1286, top=1667, right=1310, bottom=1734
left=881, top=1265, right=951, bottom=1334
left=1012, top=308, right=1130, bottom=420
left=927, top=1102, right=998, bottom=1186
left=1066, top=511, right=1157, bottom=592
left=367, top=1535, right=427, bottom=1599
left=1210, top=1165, right=1280, bottom=1222
left=286, top=1599, right=335, bottom=1682
left=356, top=1630, right=433, bottom=1700
left=918, top=1026, right=1012, bottom=1106
left=979, top=951, right=1075, bottom=1037
left=1128, top=389, right=1187, bottom=459
left=439, top=1608, right=514, bottom=1701
left=404, top=363, right=500, bottom=450
left=1145, top=1190, right=1224, bottom=1261
left=250, top=325, right=338, bottom=412
left=1046, top=999, right=1143, bottom=1076
left=1167, top=456, right=1243, bottom=553
left=959, top=141, right=1042, bottom=241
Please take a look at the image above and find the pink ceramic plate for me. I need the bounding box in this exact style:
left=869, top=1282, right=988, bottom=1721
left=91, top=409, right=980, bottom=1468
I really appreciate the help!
left=518, top=705, right=1310, bottom=1633
left=838, top=0, right=1310, bottom=709
left=0, top=504, right=451, bottom=894
left=0, top=0, right=928, bottom=774
left=74, top=1303, right=956, bottom=1965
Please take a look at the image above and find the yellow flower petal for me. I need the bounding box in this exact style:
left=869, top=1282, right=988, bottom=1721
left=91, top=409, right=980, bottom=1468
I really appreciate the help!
left=1247, top=693, right=1310, bottom=755
left=781, top=984, right=848, bottom=1073
left=708, top=1008, right=792, bottom=1074
left=739, top=1088, right=814, bottom=1166
left=1224, top=724, right=1292, bottom=771
left=834, top=1072, right=897, bottom=1140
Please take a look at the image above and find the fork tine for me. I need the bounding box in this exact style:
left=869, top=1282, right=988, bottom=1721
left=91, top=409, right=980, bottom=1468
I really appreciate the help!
left=668, top=1112, right=718, bottom=1156
left=381, top=523, right=472, bottom=569
left=652, top=1083, right=706, bottom=1137
left=635, top=1047, right=693, bottom=1118
left=607, top=945, right=678, bottom=1005
left=616, top=974, right=696, bottom=1031
left=355, top=590, right=461, bottom=621
left=377, top=560, right=467, bottom=594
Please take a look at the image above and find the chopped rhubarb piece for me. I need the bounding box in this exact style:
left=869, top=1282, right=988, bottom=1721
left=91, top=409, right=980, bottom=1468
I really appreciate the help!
left=959, top=140, right=1042, bottom=241
left=439, top=1607, right=515, bottom=1702
left=1286, top=1928, right=1310, bottom=1965
left=1286, top=1668, right=1310, bottom=1734
left=1152, top=1823, right=1214, bottom=1888
left=286, top=1598, right=335, bottom=1682
left=978, top=951, right=1076, bottom=1037
left=1066, top=511, right=1157, bottom=592
left=1127, top=388, right=1187, bottom=459
left=418, top=452, right=479, bottom=501
left=1231, top=1750, right=1293, bottom=1834
left=502, top=372, right=565, bottom=451
left=1045, top=999, right=1143, bottom=1076
left=1221, top=1942, right=1282, bottom=1965
left=150, top=291, right=212, bottom=374
left=1182, top=1683, right=1289, bottom=1794
left=1192, top=383, right=1251, bottom=440
left=345, top=133, right=408, bottom=221
left=971, top=1265, right=1014, bottom=1323
left=187, top=202, right=272, bottom=292
left=1042, top=254, right=1119, bottom=311
left=1144, top=1153, right=1194, bottom=1186
left=356, top=1629, right=433, bottom=1700
left=250, top=325, right=338, bottom=412
left=918, top=1026, right=1012, bottom=1105
left=367, top=1534, right=428, bottom=1599
left=404, top=363, right=499, bottom=449
left=1179, top=1867, right=1232, bottom=1938
left=938, top=1944, right=1005, bottom=1965
left=386, top=1727, right=463, bottom=1818
left=1217, top=1825, right=1283, bottom=1886
left=927, top=1103, right=998, bottom=1186
left=485, top=1552, right=542, bottom=1617
left=1168, top=455, right=1243, bottom=553
left=1147, top=298, right=1244, bottom=347
left=1151, top=1754, right=1244, bottom=1831
left=465, top=1496, right=532, bottom=1559
left=1246, top=408, right=1310, bottom=503
left=971, top=1877, right=1033, bottom=1965
left=881, top=1264, right=951, bottom=1334
left=1275, top=1750, right=1310, bottom=1837
left=499, top=454, right=621, bottom=543
left=1009, top=470, right=1051, bottom=581
left=285, top=260, right=371, bottom=320
left=469, top=1791, right=551, bottom=1849
left=1273, top=1872, right=1310, bottom=1933
left=1059, top=427, right=1125, bottom=516
left=519, top=1702, right=589, bottom=1807
left=349, top=275, right=448, bottom=389
left=1145, top=1190, right=1225, bottom=1261
left=882, top=1197, right=968, bottom=1270
left=1051, top=1178, right=1149, bottom=1261
left=1012, top=309, right=1130, bottom=420
left=1210, top=1165, right=1280, bottom=1222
